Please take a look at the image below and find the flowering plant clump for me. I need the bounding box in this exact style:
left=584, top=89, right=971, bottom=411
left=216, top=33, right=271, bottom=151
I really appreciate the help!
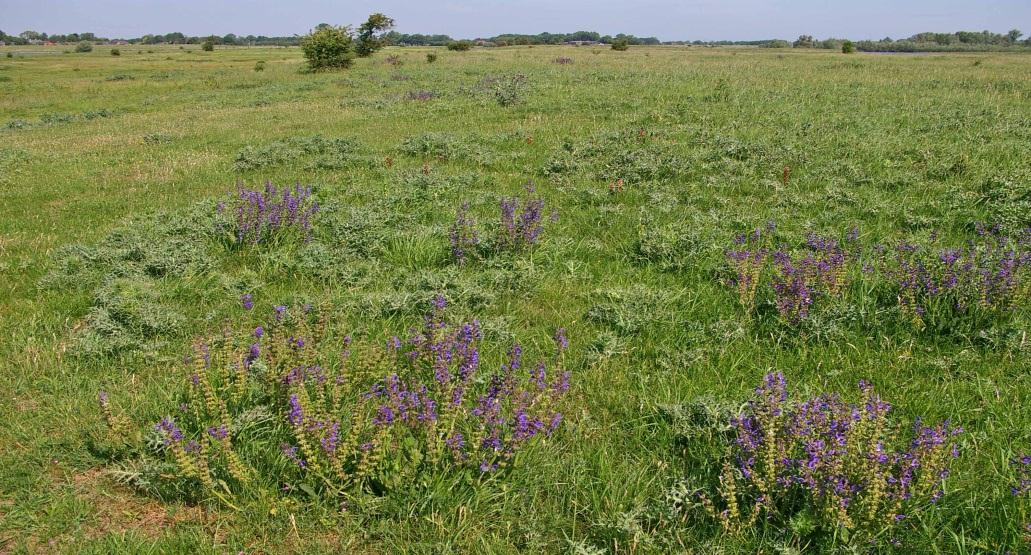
left=724, top=222, right=774, bottom=312
left=217, top=181, right=319, bottom=244
left=103, top=297, right=570, bottom=501
left=1010, top=454, right=1031, bottom=542
left=695, top=373, right=961, bottom=544
left=725, top=223, right=854, bottom=323
left=881, top=225, right=1031, bottom=331
left=449, top=202, right=480, bottom=264
left=499, top=182, right=547, bottom=252
left=724, top=223, right=1030, bottom=331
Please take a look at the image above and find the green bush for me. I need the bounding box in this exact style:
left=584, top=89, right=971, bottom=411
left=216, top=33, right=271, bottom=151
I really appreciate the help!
left=447, top=40, right=473, bottom=52
left=426, top=52, right=438, bottom=63
left=611, top=38, right=629, bottom=51
left=300, top=25, right=355, bottom=71
left=253, top=60, right=265, bottom=72
left=75, top=41, right=93, bottom=53
left=842, top=40, right=856, bottom=54
left=110, top=48, right=120, bottom=56
left=201, top=40, right=214, bottom=52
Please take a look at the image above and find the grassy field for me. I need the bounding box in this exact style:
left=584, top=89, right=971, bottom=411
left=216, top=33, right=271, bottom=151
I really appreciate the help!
left=1, top=43, right=1031, bottom=553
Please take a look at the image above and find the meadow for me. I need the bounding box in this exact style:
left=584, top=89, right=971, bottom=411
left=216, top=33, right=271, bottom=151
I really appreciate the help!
left=1, top=42, right=1030, bottom=553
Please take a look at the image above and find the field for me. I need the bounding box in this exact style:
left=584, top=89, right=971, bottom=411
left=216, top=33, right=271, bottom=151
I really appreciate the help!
left=1, top=43, right=1031, bottom=553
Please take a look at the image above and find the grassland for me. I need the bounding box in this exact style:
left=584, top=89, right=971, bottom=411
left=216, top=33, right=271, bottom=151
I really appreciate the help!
left=1, top=43, right=1030, bottom=553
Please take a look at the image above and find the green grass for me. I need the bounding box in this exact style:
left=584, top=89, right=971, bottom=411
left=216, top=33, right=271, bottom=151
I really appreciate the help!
left=1, top=43, right=1030, bottom=552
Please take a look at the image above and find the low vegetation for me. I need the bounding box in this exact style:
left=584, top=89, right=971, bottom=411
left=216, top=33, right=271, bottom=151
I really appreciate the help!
left=1, top=39, right=1030, bottom=553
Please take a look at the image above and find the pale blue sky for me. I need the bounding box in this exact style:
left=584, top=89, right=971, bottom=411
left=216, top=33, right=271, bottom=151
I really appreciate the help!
left=2, top=0, right=1029, bottom=41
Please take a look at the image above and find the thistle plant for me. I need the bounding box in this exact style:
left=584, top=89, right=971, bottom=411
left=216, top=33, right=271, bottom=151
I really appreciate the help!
left=217, top=181, right=319, bottom=244
left=499, top=182, right=547, bottom=252
left=695, top=373, right=961, bottom=544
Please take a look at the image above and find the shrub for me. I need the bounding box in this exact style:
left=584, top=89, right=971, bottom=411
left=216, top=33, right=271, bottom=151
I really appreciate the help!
left=480, top=73, right=529, bottom=106
left=253, top=60, right=265, bottom=72
left=300, top=25, right=355, bottom=71
left=553, top=57, right=574, bottom=65
left=110, top=48, right=120, bottom=56
left=5, top=52, right=12, bottom=59
left=75, top=41, right=93, bottom=53
left=201, top=40, right=215, bottom=52
left=687, top=373, right=961, bottom=546
left=426, top=52, right=438, bottom=63
left=447, top=40, right=473, bottom=52
left=611, top=39, right=629, bottom=51
left=385, top=54, right=402, bottom=66
left=102, top=298, right=571, bottom=500
left=842, top=40, right=856, bottom=54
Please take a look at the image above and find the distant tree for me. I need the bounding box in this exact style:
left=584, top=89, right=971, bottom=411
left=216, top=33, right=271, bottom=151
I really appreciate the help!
left=611, top=38, right=629, bottom=51
left=1007, top=29, right=1023, bottom=43
left=300, top=25, right=355, bottom=70
left=222, top=33, right=238, bottom=45
left=19, top=30, right=44, bottom=41
left=842, top=40, right=855, bottom=53
left=793, top=34, right=815, bottom=48
left=355, top=13, right=395, bottom=57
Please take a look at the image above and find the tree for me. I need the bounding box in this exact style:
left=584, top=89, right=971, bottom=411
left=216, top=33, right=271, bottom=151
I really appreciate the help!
left=201, top=39, right=215, bottom=51
left=355, top=13, right=395, bottom=57
left=1007, top=29, right=1023, bottom=43
left=300, top=25, right=355, bottom=70
left=611, top=38, right=629, bottom=51
left=842, top=40, right=855, bottom=54
left=793, top=35, right=815, bottom=48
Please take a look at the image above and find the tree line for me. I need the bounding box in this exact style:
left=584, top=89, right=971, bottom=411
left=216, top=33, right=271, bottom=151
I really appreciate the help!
left=2, top=27, right=1027, bottom=52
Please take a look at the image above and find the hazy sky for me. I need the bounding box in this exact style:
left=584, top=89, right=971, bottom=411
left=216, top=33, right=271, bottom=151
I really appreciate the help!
left=3, top=0, right=1029, bottom=41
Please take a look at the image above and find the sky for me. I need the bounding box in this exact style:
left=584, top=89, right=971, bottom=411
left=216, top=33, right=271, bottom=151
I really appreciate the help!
left=2, top=0, right=1029, bottom=41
